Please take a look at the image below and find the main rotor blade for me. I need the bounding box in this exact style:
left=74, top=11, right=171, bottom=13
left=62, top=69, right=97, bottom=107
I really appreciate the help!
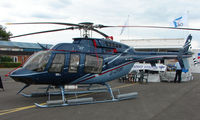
left=7, top=22, right=81, bottom=27
left=10, top=27, right=74, bottom=38
left=91, top=28, right=109, bottom=38
left=107, top=25, right=200, bottom=31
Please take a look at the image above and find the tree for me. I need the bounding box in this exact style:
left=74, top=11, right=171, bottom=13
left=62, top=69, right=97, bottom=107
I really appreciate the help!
left=0, top=25, right=12, bottom=41
left=0, top=25, right=13, bottom=63
left=0, top=56, right=13, bottom=62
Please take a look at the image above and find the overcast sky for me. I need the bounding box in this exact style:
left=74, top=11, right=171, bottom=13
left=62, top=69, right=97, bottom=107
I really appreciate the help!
left=0, top=0, right=200, bottom=48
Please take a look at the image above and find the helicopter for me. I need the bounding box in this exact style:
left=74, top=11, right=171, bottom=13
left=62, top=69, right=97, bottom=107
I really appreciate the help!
left=6, top=22, right=194, bottom=107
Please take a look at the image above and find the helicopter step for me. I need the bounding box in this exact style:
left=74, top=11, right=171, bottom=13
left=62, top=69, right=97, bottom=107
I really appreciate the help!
left=116, top=92, right=138, bottom=100
left=67, top=97, right=94, bottom=105
left=47, top=100, right=64, bottom=105
left=46, top=97, right=94, bottom=105
left=34, top=83, right=138, bottom=108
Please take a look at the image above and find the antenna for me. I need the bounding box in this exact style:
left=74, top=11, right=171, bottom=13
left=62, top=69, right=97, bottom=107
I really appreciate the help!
left=120, top=15, right=130, bottom=35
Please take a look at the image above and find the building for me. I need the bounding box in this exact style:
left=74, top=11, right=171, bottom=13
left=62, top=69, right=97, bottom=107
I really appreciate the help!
left=0, top=41, right=52, bottom=63
left=121, top=38, right=185, bottom=51
left=120, top=37, right=198, bottom=82
left=121, top=38, right=185, bottom=65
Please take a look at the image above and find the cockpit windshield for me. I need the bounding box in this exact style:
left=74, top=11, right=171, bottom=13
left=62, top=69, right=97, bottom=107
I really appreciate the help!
left=23, top=51, right=51, bottom=72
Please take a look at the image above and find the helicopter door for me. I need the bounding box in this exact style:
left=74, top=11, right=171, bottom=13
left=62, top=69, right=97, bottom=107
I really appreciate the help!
left=49, top=54, right=65, bottom=73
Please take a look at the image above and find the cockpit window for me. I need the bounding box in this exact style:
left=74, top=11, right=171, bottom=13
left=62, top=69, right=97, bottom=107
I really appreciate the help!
left=23, top=51, right=51, bottom=72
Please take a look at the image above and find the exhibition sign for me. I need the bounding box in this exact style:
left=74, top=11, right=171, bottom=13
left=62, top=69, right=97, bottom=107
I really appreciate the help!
left=132, top=63, right=167, bottom=71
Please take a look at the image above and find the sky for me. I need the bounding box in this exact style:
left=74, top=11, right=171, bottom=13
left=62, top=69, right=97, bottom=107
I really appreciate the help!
left=0, top=0, right=200, bottom=48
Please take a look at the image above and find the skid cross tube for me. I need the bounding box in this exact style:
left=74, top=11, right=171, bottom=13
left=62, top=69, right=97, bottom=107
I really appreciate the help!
left=60, top=86, right=66, bottom=103
left=105, top=83, right=116, bottom=100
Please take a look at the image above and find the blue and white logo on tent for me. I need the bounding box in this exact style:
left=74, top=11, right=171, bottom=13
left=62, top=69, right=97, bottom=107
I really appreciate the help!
left=173, top=16, right=184, bottom=28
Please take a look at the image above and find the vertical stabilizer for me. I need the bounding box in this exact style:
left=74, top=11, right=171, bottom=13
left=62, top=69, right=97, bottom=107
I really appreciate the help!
left=177, top=34, right=192, bottom=69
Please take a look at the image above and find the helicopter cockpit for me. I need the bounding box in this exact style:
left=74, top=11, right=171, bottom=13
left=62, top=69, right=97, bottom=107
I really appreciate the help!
left=23, top=51, right=51, bottom=72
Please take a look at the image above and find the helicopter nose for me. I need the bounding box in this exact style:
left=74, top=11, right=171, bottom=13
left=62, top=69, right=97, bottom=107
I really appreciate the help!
left=9, top=68, right=34, bottom=84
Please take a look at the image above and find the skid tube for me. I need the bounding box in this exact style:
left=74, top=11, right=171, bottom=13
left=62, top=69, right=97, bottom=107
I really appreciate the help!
left=34, top=83, right=138, bottom=108
left=20, top=87, right=115, bottom=98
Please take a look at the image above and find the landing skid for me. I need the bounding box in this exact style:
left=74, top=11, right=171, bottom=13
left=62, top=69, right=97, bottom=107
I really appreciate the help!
left=20, top=88, right=113, bottom=98
left=35, top=99, right=119, bottom=108
left=34, top=83, right=138, bottom=108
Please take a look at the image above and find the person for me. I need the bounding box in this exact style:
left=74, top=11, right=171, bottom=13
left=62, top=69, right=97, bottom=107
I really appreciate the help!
left=174, top=61, right=182, bottom=83
left=0, top=76, right=4, bottom=91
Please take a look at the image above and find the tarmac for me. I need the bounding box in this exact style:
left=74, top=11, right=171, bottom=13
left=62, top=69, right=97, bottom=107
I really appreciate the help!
left=0, top=68, right=200, bottom=120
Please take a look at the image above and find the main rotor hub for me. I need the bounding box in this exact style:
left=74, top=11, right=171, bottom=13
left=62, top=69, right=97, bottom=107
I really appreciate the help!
left=78, top=22, right=94, bottom=38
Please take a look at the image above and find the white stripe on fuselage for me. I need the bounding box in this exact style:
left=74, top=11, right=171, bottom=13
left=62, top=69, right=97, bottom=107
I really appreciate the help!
left=10, top=71, right=48, bottom=77
left=103, top=47, right=132, bottom=68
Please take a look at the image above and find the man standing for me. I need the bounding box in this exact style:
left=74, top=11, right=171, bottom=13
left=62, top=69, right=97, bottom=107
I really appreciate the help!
left=174, top=61, right=182, bottom=83
left=0, top=76, right=4, bottom=91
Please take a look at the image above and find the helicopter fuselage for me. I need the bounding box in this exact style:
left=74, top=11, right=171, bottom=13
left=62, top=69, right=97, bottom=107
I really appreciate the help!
left=10, top=38, right=137, bottom=85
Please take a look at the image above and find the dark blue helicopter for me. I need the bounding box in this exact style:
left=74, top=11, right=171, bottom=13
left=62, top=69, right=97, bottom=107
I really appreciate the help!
left=7, top=22, right=194, bottom=107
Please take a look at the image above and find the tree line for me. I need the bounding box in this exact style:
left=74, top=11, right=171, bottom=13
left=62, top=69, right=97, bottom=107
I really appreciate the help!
left=0, top=25, right=12, bottom=41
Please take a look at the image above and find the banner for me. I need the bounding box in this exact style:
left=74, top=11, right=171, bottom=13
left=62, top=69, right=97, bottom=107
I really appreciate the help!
left=131, top=63, right=167, bottom=71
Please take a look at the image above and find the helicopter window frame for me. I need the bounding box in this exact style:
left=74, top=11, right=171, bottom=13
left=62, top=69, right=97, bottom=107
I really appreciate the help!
left=49, top=53, right=65, bottom=73
left=84, top=55, right=103, bottom=74
left=68, top=54, right=80, bottom=73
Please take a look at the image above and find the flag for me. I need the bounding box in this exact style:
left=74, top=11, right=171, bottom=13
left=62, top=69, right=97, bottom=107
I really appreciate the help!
left=198, top=53, right=200, bottom=59
left=173, top=13, right=188, bottom=28
left=193, top=57, right=200, bottom=65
